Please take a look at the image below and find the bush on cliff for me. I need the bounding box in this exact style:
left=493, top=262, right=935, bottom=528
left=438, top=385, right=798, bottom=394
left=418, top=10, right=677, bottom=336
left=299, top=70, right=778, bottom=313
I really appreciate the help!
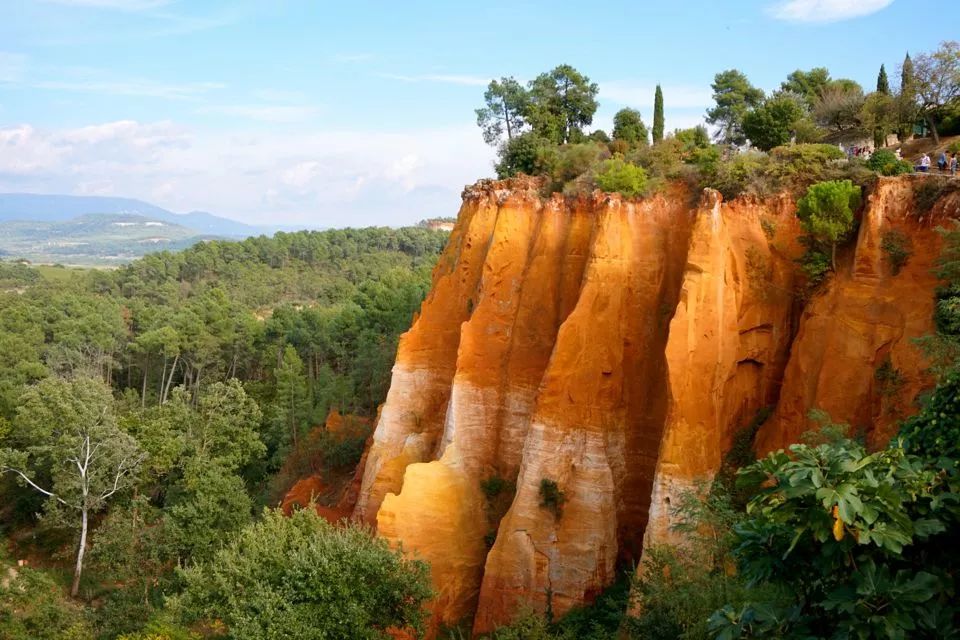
left=175, top=508, right=432, bottom=640
left=594, top=157, right=648, bottom=198
left=867, top=148, right=913, bottom=176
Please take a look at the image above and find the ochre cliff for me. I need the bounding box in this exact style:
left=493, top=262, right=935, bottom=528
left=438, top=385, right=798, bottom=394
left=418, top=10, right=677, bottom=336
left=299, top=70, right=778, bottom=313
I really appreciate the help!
left=351, top=175, right=958, bottom=634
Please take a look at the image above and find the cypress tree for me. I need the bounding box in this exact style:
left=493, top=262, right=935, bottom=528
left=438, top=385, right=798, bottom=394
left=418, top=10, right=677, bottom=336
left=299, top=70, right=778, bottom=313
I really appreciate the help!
left=877, top=64, right=890, bottom=94
left=898, top=53, right=916, bottom=141
left=901, top=53, right=915, bottom=96
left=652, top=84, right=664, bottom=144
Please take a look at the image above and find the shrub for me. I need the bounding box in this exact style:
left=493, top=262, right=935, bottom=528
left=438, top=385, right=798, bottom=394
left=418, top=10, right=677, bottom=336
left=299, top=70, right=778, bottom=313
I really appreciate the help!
left=880, top=229, right=912, bottom=274
left=797, top=243, right=832, bottom=293
left=900, top=369, right=960, bottom=460
left=712, top=435, right=960, bottom=639
left=768, top=143, right=846, bottom=190
left=796, top=179, right=861, bottom=270
left=867, top=148, right=914, bottom=176
left=539, top=478, right=566, bottom=519
left=594, top=157, right=648, bottom=198
left=481, top=475, right=513, bottom=500
left=495, top=133, right=555, bottom=178
left=176, top=508, right=432, bottom=639
left=760, top=217, right=777, bottom=240
left=948, top=140, right=960, bottom=154
left=545, top=143, right=606, bottom=194
left=630, top=137, right=685, bottom=183
left=710, top=151, right=773, bottom=200
left=915, top=179, right=956, bottom=213
left=0, top=567, right=94, bottom=640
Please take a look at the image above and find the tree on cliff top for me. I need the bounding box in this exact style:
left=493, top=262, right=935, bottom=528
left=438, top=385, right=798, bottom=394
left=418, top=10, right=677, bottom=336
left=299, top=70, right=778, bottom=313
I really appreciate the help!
left=612, top=108, right=649, bottom=146
left=653, top=85, right=665, bottom=143
left=796, top=179, right=860, bottom=271
left=176, top=507, right=432, bottom=640
left=742, top=92, right=808, bottom=150
left=706, top=69, right=765, bottom=146
left=476, top=76, right=529, bottom=146
left=911, top=40, right=960, bottom=144
left=781, top=67, right=831, bottom=108
left=526, top=64, right=599, bottom=144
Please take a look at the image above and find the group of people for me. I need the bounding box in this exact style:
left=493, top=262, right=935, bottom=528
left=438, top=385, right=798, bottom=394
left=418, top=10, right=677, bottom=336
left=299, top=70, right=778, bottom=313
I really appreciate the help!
left=918, top=150, right=959, bottom=175
left=844, top=145, right=875, bottom=159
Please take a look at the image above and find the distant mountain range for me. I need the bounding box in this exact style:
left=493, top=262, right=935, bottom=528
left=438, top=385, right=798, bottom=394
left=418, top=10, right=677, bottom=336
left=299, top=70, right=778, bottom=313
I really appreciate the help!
left=0, top=193, right=317, bottom=266
left=0, top=193, right=298, bottom=238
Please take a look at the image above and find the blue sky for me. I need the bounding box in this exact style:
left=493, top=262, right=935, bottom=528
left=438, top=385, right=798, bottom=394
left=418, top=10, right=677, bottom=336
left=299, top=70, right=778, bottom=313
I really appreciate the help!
left=0, top=0, right=957, bottom=227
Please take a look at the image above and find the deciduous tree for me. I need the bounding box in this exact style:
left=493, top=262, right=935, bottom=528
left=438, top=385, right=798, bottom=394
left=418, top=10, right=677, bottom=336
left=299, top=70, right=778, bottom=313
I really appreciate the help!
left=912, top=40, right=960, bottom=144
left=0, top=377, right=144, bottom=596
left=612, top=108, right=649, bottom=145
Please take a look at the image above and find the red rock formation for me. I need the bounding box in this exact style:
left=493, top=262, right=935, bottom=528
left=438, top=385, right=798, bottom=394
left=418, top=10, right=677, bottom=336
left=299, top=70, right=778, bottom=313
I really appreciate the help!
left=641, top=191, right=805, bottom=547
left=280, top=409, right=372, bottom=522
left=353, top=175, right=955, bottom=634
left=755, top=177, right=954, bottom=451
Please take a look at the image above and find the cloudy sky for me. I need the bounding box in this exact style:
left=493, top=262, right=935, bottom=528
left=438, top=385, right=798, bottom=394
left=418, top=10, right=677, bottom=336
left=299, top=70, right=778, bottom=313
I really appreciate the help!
left=0, top=0, right=956, bottom=227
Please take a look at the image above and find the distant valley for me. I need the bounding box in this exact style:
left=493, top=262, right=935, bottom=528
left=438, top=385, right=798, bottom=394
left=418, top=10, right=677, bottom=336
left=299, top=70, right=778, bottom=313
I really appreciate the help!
left=0, top=193, right=313, bottom=265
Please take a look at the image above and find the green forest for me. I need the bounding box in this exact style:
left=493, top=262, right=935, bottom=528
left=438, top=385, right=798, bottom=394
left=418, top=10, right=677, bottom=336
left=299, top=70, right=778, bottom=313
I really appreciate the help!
left=0, top=227, right=446, bottom=639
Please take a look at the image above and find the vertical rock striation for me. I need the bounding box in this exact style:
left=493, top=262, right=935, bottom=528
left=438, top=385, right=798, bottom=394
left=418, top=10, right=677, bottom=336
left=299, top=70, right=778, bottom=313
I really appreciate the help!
left=351, top=175, right=955, bottom=634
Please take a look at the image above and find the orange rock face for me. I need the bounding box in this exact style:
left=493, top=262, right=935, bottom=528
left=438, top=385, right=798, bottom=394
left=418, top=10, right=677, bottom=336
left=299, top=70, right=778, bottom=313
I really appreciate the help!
left=353, top=176, right=956, bottom=634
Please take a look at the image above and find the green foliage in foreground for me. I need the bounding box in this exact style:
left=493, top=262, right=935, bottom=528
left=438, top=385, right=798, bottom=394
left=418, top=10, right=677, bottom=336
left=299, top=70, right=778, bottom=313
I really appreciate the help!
left=711, top=430, right=960, bottom=639
left=176, top=508, right=432, bottom=640
left=0, top=564, right=94, bottom=639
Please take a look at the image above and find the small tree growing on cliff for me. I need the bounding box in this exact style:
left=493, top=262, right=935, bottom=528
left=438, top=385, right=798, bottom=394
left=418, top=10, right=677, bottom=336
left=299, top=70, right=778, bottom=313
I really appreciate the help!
left=796, top=180, right=861, bottom=271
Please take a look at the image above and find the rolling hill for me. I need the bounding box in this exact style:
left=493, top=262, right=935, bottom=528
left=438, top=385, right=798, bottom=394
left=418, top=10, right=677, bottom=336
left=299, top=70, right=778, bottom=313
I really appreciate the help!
left=0, top=193, right=282, bottom=237
left=0, top=213, right=216, bottom=265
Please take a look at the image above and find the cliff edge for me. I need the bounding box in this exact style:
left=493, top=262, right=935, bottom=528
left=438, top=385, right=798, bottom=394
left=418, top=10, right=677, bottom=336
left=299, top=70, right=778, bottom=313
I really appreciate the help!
left=351, top=175, right=960, bottom=634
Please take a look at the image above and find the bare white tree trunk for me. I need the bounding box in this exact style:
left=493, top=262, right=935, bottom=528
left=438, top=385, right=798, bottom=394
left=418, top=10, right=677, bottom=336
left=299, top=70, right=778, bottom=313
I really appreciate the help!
left=71, top=506, right=87, bottom=597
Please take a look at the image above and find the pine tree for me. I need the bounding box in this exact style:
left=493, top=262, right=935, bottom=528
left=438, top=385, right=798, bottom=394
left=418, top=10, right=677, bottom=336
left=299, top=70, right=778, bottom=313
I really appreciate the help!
left=652, top=84, right=664, bottom=144
left=877, top=64, right=890, bottom=94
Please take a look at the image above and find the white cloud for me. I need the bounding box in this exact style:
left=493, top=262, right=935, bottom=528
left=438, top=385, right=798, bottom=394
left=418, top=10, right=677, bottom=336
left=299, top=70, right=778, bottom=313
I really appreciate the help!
left=768, top=0, right=894, bottom=23
left=600, top=82, right=712, bottom=109
left=0, top=120, right=495, bottom=228
left=380, top=73, right=491, bottom=87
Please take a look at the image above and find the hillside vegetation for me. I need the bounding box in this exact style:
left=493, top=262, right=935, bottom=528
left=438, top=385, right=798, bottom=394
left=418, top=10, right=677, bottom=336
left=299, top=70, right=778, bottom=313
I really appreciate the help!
left=0, top=226, right=445, bottom=638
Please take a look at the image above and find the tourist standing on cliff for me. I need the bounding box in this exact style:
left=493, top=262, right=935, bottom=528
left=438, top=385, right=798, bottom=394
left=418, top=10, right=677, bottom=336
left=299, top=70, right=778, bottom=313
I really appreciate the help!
left=939, top=151, right=949, bottom=173
left=952, top=153, right=958, bottom=176
left=919, top=153, right=932, bottom=172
